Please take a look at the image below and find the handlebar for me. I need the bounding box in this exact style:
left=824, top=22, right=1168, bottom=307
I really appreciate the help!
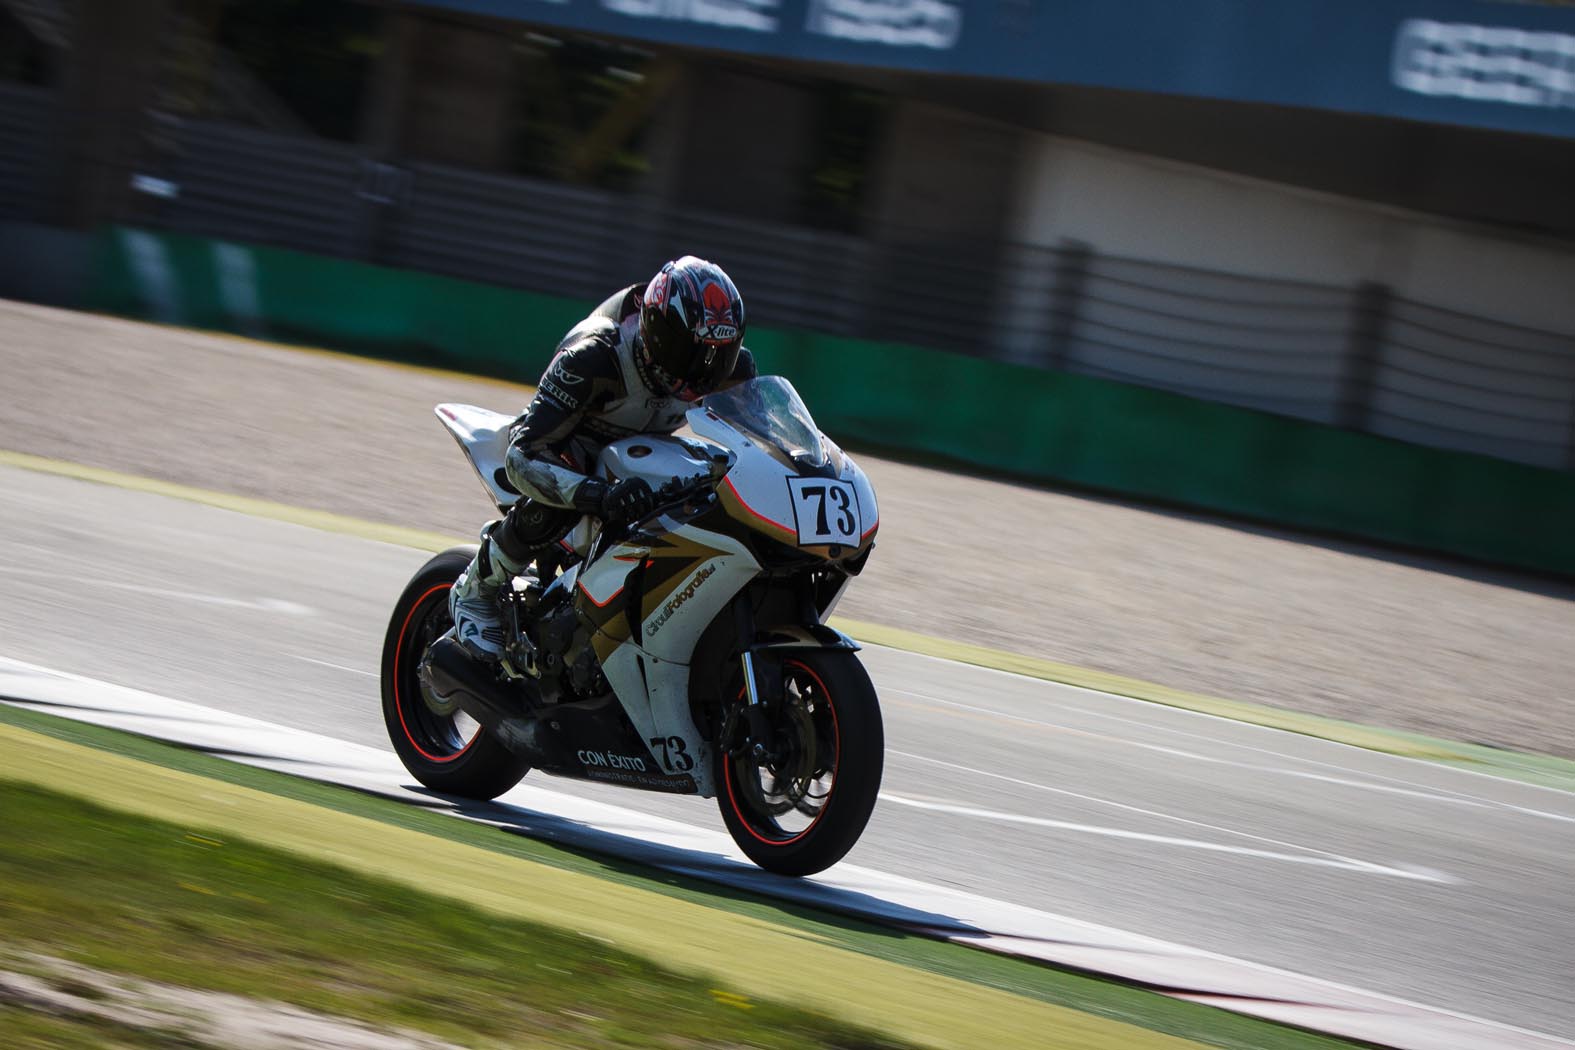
left=605, top=472, right=719, bottom=537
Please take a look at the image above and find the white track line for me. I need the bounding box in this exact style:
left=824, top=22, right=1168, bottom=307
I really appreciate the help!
left=888, top=677, right=1575, bottom=821
left=292, top=656, right=378, bottom=678
left=885, top=749, right=1459, bottom=882
left=0, top=565, right=314, bottom=615
left=880, top=792, right=1451, bottom=881
left=881, top=644, right=1575, bottom=797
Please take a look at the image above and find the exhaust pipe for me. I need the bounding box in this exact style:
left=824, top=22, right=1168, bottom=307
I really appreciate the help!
left=420, top=637, right=544, bottom=759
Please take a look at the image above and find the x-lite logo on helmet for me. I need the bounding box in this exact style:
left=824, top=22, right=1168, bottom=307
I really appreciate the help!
left=696, top=282, right=739, bottom=345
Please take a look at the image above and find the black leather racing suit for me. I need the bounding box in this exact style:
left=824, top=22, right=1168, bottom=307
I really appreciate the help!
left=488, top=284, right=758, bottom=565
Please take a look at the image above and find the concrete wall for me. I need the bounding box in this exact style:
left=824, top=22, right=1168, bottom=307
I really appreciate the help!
left=1391, top=226, right=1575, bottom=336
left=1008, top=132, right=1575, bottom=333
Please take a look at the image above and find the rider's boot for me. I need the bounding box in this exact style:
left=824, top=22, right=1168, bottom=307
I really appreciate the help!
left=422, top=522, right=532, bottom=710
left=425, top=501, right=577, bottom=706
left=448, top=521, right=529, bottom=661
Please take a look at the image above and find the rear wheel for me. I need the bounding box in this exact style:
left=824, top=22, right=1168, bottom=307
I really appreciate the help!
left=381, top=546, right=530, bottom=799
left=716, top=650, right=883, bottom=876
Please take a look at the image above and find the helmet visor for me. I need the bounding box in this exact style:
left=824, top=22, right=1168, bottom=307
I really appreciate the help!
left=651, top=337, right=738, bottom=401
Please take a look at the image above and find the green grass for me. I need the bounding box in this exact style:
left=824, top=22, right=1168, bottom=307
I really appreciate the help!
left=0, top=1004, right=208, bottom=1050
left=0, top=778, right=909, bottom=1050
left=0, top=702, right=1374, bottom=1050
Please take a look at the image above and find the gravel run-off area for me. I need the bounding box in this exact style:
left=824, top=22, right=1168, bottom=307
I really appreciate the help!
left=3, top=299, right=1572, bottom=757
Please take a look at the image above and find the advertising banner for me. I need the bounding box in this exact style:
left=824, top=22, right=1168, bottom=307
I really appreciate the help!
left=403, top=0, right=1575, bottom=139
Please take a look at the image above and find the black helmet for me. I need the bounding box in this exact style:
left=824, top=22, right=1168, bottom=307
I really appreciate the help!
left=637, top=256, right=745, bottom=401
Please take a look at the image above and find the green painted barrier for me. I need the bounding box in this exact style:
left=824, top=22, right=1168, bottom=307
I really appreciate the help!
left=91, top=227, right=1575, bottom=577
left=91, top=227, right=586, bottom=378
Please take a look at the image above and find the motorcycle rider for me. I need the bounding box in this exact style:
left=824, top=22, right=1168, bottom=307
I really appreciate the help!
left=440, top=255, right=753, bottom=666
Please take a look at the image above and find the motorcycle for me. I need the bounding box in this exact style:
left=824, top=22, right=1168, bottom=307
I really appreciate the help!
left=380, top=376, right=883, bottom=875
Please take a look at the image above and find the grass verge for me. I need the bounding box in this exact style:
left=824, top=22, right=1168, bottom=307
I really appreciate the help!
left=0, top=779, right=911, bottom=1050
left=0, top=703, right=1376, bottom=1050
left=0, top=1002, right=207, bottom=1050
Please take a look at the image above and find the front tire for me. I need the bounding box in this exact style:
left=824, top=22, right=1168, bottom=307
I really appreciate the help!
left=381, top=546, right=530, bottom=800
left=716, top=650, right=884, bottom=876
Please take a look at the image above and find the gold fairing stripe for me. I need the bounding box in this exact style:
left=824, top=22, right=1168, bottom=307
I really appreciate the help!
left=587, top=528, right=733, bottom=664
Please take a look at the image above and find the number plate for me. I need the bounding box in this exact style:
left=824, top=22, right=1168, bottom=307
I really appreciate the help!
left=786, top=477, right=861, bottom=546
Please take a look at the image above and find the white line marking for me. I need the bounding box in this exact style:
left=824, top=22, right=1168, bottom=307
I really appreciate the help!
left=886, top=748, right=1461, bottom=884
left=0, top=565, right=313, bottom=615
left=886, top=676, right=1575, bottom=822
left=874, top=643, right=1575, bottom=798
left=893, top=686, right=1497, bottom=807
left=879, top=792, right=1452, bottom=882
left=293, top=656, right=377, bottom=678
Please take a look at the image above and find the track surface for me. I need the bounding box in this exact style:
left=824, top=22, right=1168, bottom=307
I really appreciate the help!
left=4, top=299, right=1574, bottom=758
left=2, top=464, right=1572, bottom=1040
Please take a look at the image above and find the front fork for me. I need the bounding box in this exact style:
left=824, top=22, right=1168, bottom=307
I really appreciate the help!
left=723, top=582, right=861, bottom=762
left=731, top=596, right=783, bottom=762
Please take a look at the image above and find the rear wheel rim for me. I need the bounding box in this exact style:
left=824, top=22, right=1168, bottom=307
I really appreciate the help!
left=393, top=584, right=482, bottom=764
left=725, top=660, right=841, bottom=845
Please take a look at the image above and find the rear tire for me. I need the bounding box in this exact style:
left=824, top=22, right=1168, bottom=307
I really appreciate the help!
left=381, top=546, right=530, bottom=800
left=716, top=649, right=883, bottom=876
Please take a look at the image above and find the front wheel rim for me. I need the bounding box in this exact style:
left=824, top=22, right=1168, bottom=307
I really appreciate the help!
left=393, top=584, right=482, bottom=764
left=725, top=660, right=841, bottom=845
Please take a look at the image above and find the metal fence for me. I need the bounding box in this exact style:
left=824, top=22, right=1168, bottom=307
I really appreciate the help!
left=7, top=100, right=1575, bottom=471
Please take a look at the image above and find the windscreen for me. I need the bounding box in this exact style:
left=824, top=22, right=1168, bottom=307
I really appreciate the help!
left=703, top=376, right=826, bottom=467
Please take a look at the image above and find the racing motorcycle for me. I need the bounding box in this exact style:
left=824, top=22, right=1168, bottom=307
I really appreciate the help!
left=380, top=376, right=883, bottom=875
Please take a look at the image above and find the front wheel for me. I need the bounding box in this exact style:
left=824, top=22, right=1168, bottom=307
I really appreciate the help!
left=381, top=546, right=531, bottom=800
left=717, top=650, right=884, bottom=876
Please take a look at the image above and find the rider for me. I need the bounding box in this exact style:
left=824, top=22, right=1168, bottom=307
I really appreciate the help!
left=443, top=255, right=753, bottom=665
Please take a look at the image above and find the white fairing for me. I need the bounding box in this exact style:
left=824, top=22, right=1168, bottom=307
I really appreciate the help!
left=582, top=434, right=760, bottom=796
left=593, top=524, right=760, bottom=796
left=434, top=403, right=518, bottom=510
left=597, top=433, right=717, bottom=490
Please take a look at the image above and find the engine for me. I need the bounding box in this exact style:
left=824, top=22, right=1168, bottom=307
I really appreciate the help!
left=530, top=592, right=609, bottom=702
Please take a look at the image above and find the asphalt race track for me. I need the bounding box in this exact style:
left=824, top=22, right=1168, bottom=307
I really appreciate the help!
left=3, top=462, right=1573, bottom=1044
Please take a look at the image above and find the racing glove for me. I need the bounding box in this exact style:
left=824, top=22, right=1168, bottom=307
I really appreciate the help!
left=574, top=477, right=657, bottom=526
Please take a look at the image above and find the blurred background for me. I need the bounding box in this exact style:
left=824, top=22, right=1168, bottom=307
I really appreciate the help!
left=2, top=0, right=1574, bottom=573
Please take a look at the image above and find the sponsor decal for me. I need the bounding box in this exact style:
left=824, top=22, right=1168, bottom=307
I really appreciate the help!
left=806, top=0, right=962, bottom=50
left=550, top=356, right=586, bottom=385
left=582, top=767, right=698, bottom=793
left=1393, top=20, right=1575, bottom=110
left=540, top=378, right=580, bottom=409
left=645, top=564, right=717, bottom=637
left=602, top=0, right=778, bottom=33
left=540, top=354, right=586, bottom=408
left=577, top=749, right=648, bottom=772
left=696, top=283, right=740, bottom=344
